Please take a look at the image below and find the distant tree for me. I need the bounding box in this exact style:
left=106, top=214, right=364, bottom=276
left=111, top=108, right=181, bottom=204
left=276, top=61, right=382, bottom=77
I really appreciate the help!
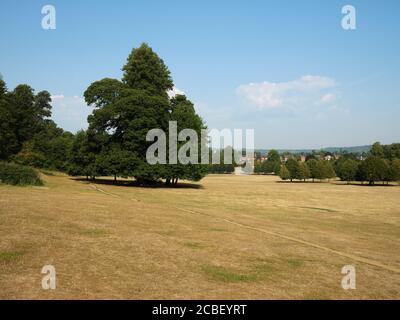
left=208, top=148, right=235, bottom=174
left=279, top=165, right=291, bottom=181
left=336, top=159, right=359, bottom=184
left=253, top=161, right=262, bottom=174
left=388, top=159, right=400, bottom=183
left=358, top=156, right=389, bottom=185
left=267, top=149, right=280, bottom=162
left=273, top=161, right=281, bottom=175
left=306, top=159, right=320, bottom=182
left=383, top=143, right=400, bottom=160
left=298, top=162, right=310, bottom=181
left=371, top=142, right=384, bottom=158
left=322, top=161, right=336, bottom=181
left=264, top=149, right=280, bottom=174
left=285, top=159, right=300, bottom=181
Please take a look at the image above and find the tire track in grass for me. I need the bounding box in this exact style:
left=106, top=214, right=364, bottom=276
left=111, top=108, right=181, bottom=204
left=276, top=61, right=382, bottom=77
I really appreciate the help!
left=178, top=208, right=400, bottom=274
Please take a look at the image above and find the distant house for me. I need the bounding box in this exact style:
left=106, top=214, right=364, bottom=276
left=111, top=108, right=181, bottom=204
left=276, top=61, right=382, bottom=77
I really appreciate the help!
left=323, top=152, right=335, bottom=161
left=299, top=155, right=306, bottom=162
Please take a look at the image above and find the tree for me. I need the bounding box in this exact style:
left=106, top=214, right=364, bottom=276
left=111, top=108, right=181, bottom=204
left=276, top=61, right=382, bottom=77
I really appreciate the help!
left=298, top=162, right=310, bottom=181
left=95, top=145, right=136, bottom=182
left=336, top=159, right=358, bottom=184
left=14, top=120, right=74, bottom=170
left=358, top=156, right=389, bottom=185
left=163, top=95, right=208, bottom=185
left=285, top=159, right=300, bottom=181
left=0, top=79, right=18, bottom=159
left=371, top=142, right=384, bottom=157
left=388, top=159, right=400, bottom=183
left=67, top=130, right=98, bottom=179
left=84, top=78, right=126, bottom=109
left=0, top=78, right=54, bottom=160
left=306, top=159, right=320, bottom=182
left=322, top=161, right=336, bottom=181
left=263, top=149, right=281, bottom=174
left=279, top=165, right=290, bottom=181
left=122, top=43, right=173, bottom=96
left=273, top=162, right=281, bottom=175
left=81, top=43, right=207, bottom=185
left=383, top=143, right=400, bottom=160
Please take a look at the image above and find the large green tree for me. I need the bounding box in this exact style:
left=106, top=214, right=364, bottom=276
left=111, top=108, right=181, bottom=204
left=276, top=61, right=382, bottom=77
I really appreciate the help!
left=0, top=78, right=54, bottom=160
left=81, top=43, right=207, bottom=185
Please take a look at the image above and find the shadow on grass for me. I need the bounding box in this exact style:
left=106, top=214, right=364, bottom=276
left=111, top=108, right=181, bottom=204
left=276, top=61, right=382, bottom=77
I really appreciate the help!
left=72, top=177, right=203, bottom=189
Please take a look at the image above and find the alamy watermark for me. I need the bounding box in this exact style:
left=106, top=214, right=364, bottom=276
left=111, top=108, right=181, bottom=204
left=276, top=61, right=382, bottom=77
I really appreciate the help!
left=41, top=265, right=56, bottom=290
left=146, top=122, right=255, bottom=174
left=41, top=5, right=56, bottom=30
left=341, top=5, right=356, bottom=30
left=341, top=265, right=356, bottom=290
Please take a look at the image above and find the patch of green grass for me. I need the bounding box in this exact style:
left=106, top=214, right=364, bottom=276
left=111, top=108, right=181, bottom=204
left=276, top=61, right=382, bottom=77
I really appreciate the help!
left=253, top=262, right=276, bottom=274
left=286, top=257, right=304, bottom=268
left=80, top=228, right=107, bottom=237
left=0, top=250, right=25, bottom=264
left=201, top=265, right=257, bottom=282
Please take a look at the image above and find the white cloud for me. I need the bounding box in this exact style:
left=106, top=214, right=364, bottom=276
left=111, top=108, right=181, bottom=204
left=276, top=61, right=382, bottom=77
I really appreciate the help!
left=167, top=86, right=185, bottom=98
left=317, top=93, right=336, bottom=105
left=237, top=75, right=337, bottom=109
left=50, top=94, right=65, bottom=102
left=50, top=94, right=90, bottom=133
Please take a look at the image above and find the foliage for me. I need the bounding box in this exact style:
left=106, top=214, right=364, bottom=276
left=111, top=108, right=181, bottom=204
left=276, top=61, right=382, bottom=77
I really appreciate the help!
left=357, top=156, right=389, bottom=185
left=336, top=159, right=359, bottom=183
left=0, top=162, right=43, bottom=186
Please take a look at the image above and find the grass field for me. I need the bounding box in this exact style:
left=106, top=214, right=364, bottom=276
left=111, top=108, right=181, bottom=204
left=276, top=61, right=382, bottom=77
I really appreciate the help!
left=1, top=173, right=399, bottom=299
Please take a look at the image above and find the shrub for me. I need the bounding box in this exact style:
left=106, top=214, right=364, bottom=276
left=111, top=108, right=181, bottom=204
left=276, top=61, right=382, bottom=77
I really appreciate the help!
left=0, top=162, right=43, bottom=186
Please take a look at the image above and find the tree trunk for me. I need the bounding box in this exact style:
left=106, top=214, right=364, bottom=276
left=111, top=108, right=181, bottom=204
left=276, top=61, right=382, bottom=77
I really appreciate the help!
left=114, top=174, right=117, bottom=183
left=166, top=178, right=171, bottom=186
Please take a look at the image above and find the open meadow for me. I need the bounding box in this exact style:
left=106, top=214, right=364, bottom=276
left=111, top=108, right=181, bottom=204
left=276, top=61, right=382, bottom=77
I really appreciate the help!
left=1, top=173, right=399, bottom=299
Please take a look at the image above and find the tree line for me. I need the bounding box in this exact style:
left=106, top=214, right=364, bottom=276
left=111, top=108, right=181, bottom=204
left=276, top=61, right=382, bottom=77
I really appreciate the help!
left=0, top=75, right=74, bottom=171
left=0, top=44, right=210, bottom=185
left=276, top=142, right=400, bottom=185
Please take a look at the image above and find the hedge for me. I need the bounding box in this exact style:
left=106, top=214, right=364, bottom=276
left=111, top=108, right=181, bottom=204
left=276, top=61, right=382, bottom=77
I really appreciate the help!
left=0, top=162, right=43, bottom=186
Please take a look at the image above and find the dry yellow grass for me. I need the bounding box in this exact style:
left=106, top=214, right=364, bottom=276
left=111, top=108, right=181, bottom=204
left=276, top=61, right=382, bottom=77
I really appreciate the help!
left=0, top=173, right=399, bottom=299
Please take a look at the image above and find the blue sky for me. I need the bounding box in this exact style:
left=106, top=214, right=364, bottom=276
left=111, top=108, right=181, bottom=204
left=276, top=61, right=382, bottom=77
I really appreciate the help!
left=0, top=0, right=399, bottom=149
